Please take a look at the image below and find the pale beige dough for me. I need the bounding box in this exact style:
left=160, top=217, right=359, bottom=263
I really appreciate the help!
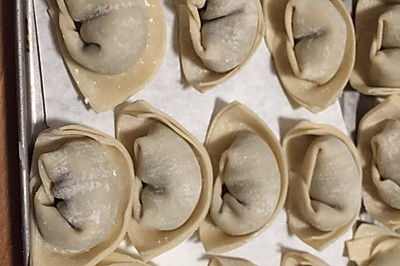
left=30, top=125, right=134, bottom=266
left=62, top=0, right=148, bottom=75
left=371, top=119, right=400, bottom=209
left=285, top=0, right=346, bottom=84
left=97, top=252, right=151, bottom=266
left=36, top=139, right=119, bottom=252
left=369, top=6, right=400, bottom=88
left=199, top=101, right=288, bottom=253
left=133, top=122, right=202, bottom=231
left=263, top=0, right=355, bottom=113
left=175, top=0, right=264, bottom=92
left=47, top=0, right=165, bottom=112
left=283, top=121, right=362, bottom=250
left=357, top=95, right=400, bottom=229
left=193, top=0, right=258, bottom=73
left=351, top=0, right=400, bottom=95
left=209, top=131, right=281, bottom=236
left=208, top=255, right=258, bottom=266
left=281, top=251, right=328, bottom=266
left=116, top=100, right=213, bottom=261
left=346, top=223, right=400, bottom=266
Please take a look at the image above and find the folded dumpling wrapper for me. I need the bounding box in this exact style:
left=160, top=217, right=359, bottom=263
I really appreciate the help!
left=263, top=0, right=355, bottom=113
left=97, top=252, right=150, bottom=266
left=30, top=125, right=134, bottom=266
left=116, top=100, right=213, bottom=261
left=281, top=251, right=329, bottom=266
left=47, top=0, right=166, bottom=112
left=175, top=0, right=264, bottom=92
left=199, top=101, right=288, bottom=253
left=346, top=223, right=400, bottom=266
left=283, top=121, right=362, bottom=250
left=358, top=95, right=400, bottom=229
left=208, top=256, right=257, bottom=266
left=351, top=0, right=400, bottom=95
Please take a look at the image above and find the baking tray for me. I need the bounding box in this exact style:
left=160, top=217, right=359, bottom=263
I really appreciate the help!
left=16, top=0, right=370, bottom=265
left=16, top=0, right=47, bottom=264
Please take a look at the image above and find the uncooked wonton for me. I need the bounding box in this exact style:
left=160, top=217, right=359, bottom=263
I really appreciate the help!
left=47, top=0, right=166, bottom=112
left=263, top=0, right=355, bottom=112
left=30, top=125, right=134, bottom=266
left=283, top=121, right=362, bottom=250
left=175, top=0, right=264, bottom=91
left=351, top=0, right=400, bottom=95
left=199, top=101, right=287, bottom=253
left=358, top=95, right=400, bottom=229
left=116, top=100, right=213, bottom=261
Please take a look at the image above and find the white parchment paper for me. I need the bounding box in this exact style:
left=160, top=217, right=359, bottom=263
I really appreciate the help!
left=34, top=0, right=353, bottom=265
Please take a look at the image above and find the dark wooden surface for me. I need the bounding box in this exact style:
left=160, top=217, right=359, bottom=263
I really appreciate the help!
left=0, top=0, right=24, bottom=265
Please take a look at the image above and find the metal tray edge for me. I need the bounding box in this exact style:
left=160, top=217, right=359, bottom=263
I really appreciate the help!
left=16, top=0, right=47, bottom=264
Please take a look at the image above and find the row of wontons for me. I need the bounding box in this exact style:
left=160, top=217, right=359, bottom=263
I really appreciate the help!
left=30, top=101, right=283, bottom=265
left=30, top=95, right=400, bottom=265
left=48, top=0, right=398, bottom=114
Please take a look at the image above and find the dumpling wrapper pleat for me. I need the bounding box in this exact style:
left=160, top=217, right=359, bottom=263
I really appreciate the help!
left=208, top=256, right=258, bottom=266
left=346, top=223, right=400, bottom=266
left=97, top=252, right=151, bottom=266
left=281, top=251, right=329, bottom=266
